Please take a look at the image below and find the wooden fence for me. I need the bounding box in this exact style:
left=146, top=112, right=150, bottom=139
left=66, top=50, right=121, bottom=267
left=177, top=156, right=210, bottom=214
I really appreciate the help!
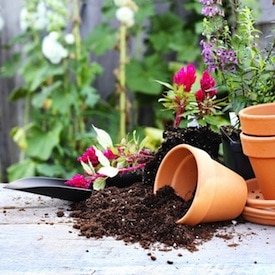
left=0, top=0, right=274, bottom=182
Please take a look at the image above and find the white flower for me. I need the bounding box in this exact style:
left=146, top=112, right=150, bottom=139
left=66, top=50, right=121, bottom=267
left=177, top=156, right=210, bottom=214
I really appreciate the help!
left=114, top=0, right=129, bottom=6
left=37, top=1, right=47, bottom=16
left=116, top=6, right=135, bottom=27
left=0, top=15, right=4, bottom=32
left=64, top=33, right=75, bottom=45
left=42, top=32, right=68, bottom=64
left=49, top=31, right=59, bottom=40
left=34, top=1, right=48, bottom=30
left=19, top=2, right=48, bottom=31
left=19, top=8, right=30, bottom=31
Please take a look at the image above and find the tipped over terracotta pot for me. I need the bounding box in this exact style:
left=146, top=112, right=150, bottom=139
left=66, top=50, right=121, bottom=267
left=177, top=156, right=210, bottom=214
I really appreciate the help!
left=154, top=144, right=247, bottom=226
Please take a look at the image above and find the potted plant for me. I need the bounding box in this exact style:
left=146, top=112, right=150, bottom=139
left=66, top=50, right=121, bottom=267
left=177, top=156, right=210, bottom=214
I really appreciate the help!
left=199, top=0, right=275, bottom=179
left=143, top=63, right=227, bottom=185
left=66, top=63, right=226, bottom=189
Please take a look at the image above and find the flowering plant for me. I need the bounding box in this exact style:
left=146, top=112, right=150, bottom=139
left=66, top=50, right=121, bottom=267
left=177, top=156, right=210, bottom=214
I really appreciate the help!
left=65, top=125, right=153, bottom=190
left=2, top=0, right=108, bottom=181
left=200, top=0, right=275, bottom=117
left=158, top=63, right=226, bottom=131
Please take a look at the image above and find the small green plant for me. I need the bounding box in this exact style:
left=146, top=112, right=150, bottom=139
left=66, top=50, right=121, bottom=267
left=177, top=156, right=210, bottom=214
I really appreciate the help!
left=65, top=125, right=153, bottom=190
left=200, top=0, right=275, bottom=116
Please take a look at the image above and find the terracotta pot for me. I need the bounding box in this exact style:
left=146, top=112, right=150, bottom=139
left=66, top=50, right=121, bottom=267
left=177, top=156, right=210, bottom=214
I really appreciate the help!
left=240, top=132, right=275, bottom=199
left=154, top=144, right=247, bottom=226
left=239, top=103, right=275, bottom=136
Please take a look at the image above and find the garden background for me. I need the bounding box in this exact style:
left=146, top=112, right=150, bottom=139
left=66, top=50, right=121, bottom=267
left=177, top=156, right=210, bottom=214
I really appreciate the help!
left=0, top=0, right=274, bottom=182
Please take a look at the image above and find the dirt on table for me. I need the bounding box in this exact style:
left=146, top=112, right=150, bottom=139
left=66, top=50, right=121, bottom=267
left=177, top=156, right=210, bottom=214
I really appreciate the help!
left=70, top=182, right=239, bottom=252
left=69, top=126, right=242, bottom=252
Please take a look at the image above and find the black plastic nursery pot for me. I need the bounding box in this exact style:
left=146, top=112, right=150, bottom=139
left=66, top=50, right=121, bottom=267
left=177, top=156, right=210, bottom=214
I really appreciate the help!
left=220, top=126, right=255, bottom=180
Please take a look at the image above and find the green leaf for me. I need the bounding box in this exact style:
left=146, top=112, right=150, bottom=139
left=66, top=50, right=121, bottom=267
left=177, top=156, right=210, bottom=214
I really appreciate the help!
left=93, top=177, right=106, bottom=191
left=94, top=147, right=111, bottom=167
left=126, top=55, right=169, bottom=95
left=149, top=32, right=172, bottom=53
left=93, top=125, right=113, bottom=149
left=150, top=12, right=184, bottom=34
left=29, top=65, right=64, bottom=92
left=7, top=159, right=36, bottom=181
left=10, top=126, right=28, bottom=151
left=51, top=87, right=74, bottom=114
left=169, top=30, right=200, bottom=62
left=135, top=2, right=155, bottom=23
left=80, top=86, right=100, bottom=108
left=81, top=160, right=95, bottom=176
left=26, top=123, right=63, bottom=160
left=155, top=80, right=173, bottom=90
left=32, top=81, right=62, bottom=108
left=36, top=163, right=67, bottom=178
left=9, top=87, right=30, bottom=101
left=97, top=166, right=118, bottom=177
left=0, top=53, right=21, bottom=77
left=84, top=24, right=116, bottom=56
left=204, top=115, right=220, bottom=126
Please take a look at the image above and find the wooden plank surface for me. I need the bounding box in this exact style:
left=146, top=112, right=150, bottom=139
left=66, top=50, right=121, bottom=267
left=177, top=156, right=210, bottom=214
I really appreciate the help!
left=1, top=184, right=275, bottom=274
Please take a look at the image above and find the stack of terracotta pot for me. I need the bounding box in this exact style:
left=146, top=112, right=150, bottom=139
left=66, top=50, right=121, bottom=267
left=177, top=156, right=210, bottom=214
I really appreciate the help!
left=239, top=103, right=275, bottom=225
left=153, top=103, right=275, bottom=226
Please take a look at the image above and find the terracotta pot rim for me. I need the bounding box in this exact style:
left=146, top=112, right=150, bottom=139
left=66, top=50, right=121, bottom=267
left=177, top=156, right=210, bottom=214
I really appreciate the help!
left=240, top=132, right=275, bottom=141
left=239, top=103, right=275, bottom=136
left=243, top=206, right=275, bottom=217
left=239, top=103, right=275, bottom=118
left=240, top=132, right=275, bottom=157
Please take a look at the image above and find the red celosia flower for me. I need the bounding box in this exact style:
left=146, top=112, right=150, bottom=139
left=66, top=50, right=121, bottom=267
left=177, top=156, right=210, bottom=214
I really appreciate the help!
left=195, top=89, right=205, bottom=102
left=103, top=149, right=118, bottom=160
left=200, top=70, right=217, bottom=97
left=65, top=174, right=91, bottom=189
left=208, top=87, right=217, bottom=98
left=77, top=146, right=99, bottom=166
left=173, top=64, right=197, bottom=92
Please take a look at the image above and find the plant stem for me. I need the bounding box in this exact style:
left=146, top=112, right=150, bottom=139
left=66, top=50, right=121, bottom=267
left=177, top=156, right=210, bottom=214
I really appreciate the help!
left=118, top=24, right=127, bottom=141
left=72, top=0, right=85, bottom=136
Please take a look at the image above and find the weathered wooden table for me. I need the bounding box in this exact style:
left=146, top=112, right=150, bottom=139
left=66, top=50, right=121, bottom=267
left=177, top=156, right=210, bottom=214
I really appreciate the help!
left=1, top=184, right=275, bottom=274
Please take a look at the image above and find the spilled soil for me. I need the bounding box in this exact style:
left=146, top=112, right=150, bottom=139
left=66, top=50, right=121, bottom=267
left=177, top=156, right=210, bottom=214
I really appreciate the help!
left=69, top=126, right=242, bottom=252
left=70, top=183, right=240, bottom=252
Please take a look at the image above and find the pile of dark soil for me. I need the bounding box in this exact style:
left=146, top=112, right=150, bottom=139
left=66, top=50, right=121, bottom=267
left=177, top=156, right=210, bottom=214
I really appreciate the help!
left=221, top=125, right=241, bottom=142
left=70, top=182, right=235, bottom=252
left=143, top=126, right=221, bottom=185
